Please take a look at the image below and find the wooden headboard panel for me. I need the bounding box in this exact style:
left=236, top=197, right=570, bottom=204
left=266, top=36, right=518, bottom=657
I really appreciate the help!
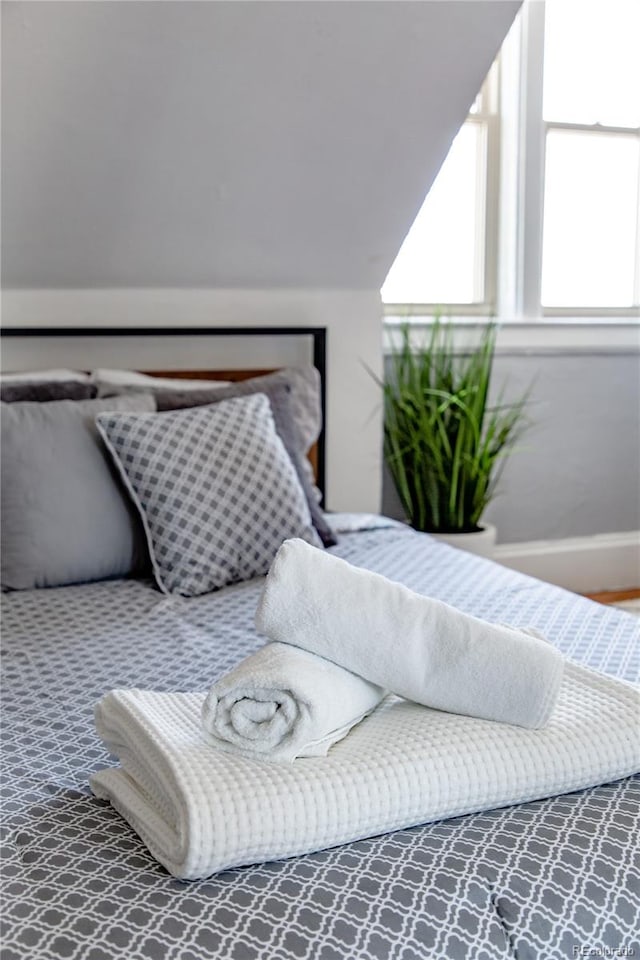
left=0, top=326, right=327, bottom=500
left=145, top=369, right=275, bottom=382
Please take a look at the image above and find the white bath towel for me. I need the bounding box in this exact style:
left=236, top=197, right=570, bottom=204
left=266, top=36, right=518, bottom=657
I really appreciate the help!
left=91, top=661, right=640, bottom=879
left=256, top=539, right=565, bottom=729
left=201, top=642, right=386, bottom=761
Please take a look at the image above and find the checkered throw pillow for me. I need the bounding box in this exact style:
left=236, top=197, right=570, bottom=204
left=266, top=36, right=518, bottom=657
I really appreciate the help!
left=96, top=394, right=321, bottom=596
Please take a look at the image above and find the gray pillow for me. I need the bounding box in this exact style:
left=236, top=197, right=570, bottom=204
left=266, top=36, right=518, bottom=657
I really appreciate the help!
left=0, top=380, right=97, bottom=403
left=1, top=394, right=156, bottom=590
left=156, top=379, right=336, bottom=547
left=99, top=366, right=322, bottom=460
left=96, top=394, right=322, bottom=597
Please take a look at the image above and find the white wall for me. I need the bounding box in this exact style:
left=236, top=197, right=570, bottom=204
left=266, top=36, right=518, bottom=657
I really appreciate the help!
left=1, top=288, right=384, bottom=512
left=2, top=1, right=520, bottom=288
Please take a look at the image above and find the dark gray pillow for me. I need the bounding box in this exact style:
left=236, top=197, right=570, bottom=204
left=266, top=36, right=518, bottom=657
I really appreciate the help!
left=0, top=380, right=98, bottom=403
left=99, top=366, right=322, bottom=468
left=1, top=394, right=156, bottom=590
left=157, top=380, right=337, bottom=547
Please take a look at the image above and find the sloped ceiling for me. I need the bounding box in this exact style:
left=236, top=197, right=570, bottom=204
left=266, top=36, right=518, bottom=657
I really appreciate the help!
left=1, top=0, right=520, bottom=288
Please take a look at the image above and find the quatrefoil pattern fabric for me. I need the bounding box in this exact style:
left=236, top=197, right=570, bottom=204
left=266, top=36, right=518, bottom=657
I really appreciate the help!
left=2, top=526, right=639, bottom=959
left=97, top=393, right=320, bottom=596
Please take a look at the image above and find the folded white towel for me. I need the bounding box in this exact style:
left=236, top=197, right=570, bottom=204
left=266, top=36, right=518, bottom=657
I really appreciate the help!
left=201, top=642, right=385, bottom=761
left=256, top=539, right=565, bottom=729
left=91, top=662, right=640, bottom=878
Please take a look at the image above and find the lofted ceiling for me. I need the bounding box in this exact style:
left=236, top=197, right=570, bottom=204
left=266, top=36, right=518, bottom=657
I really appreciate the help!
left=1, top=0, right=521, bottom=288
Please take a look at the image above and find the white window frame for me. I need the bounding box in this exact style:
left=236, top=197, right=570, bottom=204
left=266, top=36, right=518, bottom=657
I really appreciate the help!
left=519, top=0, right=640, bottom=321
left=383, top=64, right=501, bottom=319
left=384, top=0, right=640, bottom=332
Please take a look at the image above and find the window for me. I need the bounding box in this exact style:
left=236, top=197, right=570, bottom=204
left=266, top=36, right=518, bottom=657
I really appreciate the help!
left=381, top=74, right=499, bottom=310
left=540, top=0, right=640, bottom=312
left=382, top=0, right=640, bottom=320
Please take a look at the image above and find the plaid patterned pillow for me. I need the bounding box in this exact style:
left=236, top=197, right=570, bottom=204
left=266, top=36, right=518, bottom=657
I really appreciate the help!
left=96, top=393, right=321, bottom=596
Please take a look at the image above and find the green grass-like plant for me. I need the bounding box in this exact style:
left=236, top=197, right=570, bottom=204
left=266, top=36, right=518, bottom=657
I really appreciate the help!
left=381, top=319, right=530, bottom=534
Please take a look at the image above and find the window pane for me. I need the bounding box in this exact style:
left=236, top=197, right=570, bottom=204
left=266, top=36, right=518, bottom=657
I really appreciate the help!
left=541, top=130, right=639, bottom=307
left=543, top=0, right=640, bottom=127
left=381, top=123, right=485, bottom=305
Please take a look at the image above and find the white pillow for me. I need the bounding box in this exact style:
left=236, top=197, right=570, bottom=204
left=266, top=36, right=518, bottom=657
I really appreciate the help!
left=92, top=369, right=230, bottom=392
left=0, top=368, right=90, bottom=383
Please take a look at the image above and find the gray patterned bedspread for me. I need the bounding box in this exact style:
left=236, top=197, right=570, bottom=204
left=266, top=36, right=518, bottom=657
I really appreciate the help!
left=2, top=526, right=639, bottom=960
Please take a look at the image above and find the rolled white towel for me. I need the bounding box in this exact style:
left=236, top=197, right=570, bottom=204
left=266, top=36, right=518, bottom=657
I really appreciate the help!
left=256, top=539, right=565, bottom=729
left=201, top=641, right=386, bottom=761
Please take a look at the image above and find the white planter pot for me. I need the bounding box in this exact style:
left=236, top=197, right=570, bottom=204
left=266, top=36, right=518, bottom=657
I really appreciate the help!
left=430, top=523, right=497, bottom=558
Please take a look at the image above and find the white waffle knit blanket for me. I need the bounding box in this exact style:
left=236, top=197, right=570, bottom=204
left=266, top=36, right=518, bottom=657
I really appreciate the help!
left=91, top=661, right=640, bottom=880
left=201, top=641, right=385, bottom=761
left=256, top=539, right=565, bottom=729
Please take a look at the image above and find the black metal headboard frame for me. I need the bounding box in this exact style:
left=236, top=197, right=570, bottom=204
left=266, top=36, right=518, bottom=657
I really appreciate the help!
left=0, top=325, right=327, bottom=501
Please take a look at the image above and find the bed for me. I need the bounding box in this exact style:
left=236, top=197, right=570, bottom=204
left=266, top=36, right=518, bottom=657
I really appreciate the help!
left=1, top=328, right=639, bottom=960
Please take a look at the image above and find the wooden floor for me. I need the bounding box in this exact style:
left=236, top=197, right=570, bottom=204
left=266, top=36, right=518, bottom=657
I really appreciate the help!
left=585, top=588, right=640, bottom=604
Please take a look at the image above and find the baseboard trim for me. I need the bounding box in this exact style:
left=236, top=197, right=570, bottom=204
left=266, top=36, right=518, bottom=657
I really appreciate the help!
left=494, top=531, right=640, bottom=594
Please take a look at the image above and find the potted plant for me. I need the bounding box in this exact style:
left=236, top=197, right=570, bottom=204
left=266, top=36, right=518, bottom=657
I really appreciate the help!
left=380, top=319, right=530, bottom=556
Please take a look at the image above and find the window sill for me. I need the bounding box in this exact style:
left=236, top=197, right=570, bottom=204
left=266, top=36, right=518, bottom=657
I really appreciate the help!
left=383, top=316, right=640, bottom=353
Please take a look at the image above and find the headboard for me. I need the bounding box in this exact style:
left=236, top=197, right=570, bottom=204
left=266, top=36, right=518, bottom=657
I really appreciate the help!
left=0, top=325, right=327, bottom=499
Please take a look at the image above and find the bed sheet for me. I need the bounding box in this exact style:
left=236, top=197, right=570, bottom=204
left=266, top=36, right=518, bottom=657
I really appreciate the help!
left=2, top=525, right=639, bottom=960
